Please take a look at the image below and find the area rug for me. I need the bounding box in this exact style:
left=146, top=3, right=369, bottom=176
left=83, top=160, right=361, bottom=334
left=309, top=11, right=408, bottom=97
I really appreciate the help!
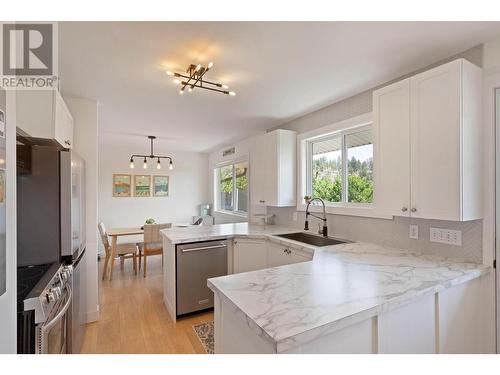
left=193, top=321, right=214, bottom=354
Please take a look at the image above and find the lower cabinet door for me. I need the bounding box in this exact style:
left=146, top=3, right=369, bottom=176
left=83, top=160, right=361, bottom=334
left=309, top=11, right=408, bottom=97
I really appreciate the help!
left=233, top=239, right=267, bottom=273
left=289, top=248, right=313, bottom=264
left=266, top=241, right=290, bottom=267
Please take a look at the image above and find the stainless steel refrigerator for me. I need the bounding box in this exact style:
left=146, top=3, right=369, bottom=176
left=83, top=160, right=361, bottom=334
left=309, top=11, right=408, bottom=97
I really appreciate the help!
left=16, top=142, right=87, bottom=353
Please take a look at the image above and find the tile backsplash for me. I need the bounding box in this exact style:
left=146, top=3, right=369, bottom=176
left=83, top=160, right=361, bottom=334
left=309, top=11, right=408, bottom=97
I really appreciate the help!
left=267, top=206, right=483, bottom=263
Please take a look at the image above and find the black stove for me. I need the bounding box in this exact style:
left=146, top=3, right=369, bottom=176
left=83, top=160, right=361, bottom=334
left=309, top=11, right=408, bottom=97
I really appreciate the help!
left=17, top=263, right=55, bottom=310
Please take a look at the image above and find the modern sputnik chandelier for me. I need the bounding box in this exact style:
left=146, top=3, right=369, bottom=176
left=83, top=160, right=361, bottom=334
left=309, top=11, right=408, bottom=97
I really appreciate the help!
left=129, top=136, right=173, bottom=170
left=166, top=62, right=236, bottom=96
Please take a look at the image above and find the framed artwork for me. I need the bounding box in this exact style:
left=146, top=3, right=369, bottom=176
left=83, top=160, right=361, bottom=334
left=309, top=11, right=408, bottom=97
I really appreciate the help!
left=134, top=175, right=151, bottom=197
left=112, top=174, right=131, bottom=197
left=153, top=175, right=169, bottom=197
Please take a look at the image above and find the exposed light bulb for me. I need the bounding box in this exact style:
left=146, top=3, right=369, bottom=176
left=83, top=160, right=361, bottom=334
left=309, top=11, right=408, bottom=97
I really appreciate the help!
left=229, top=91, right=236, bottom=96
left=179, top=89, right=184, bottom=95
left=188, top=87, right=193, bottom=92
left=222, top=84, right=229, bottom=89
left=157, top=159, right=161, bottom=170
left=195, top=64, right=201, bottom=71
left=166, top=71, right=174, bottom=76
left=169, top=160, right=173, bottom=171
left=173, top=78, right=181, bottom=84
left=208, top=62, right=214, bottom=69
left=130, top=158, right=134, bottom=169
left=143, top=157, right=148, bottom=169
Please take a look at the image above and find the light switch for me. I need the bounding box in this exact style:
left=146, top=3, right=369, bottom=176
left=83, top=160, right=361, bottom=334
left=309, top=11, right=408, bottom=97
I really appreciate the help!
left=409, top=224, right=418, bottom=240
left=292, top=212, right=298, bottom=221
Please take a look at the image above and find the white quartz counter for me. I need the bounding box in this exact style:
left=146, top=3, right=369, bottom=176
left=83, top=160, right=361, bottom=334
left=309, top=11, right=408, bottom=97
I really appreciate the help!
left=160, top=222, right=298, bottom=244
left=160, top=223, right=490, bottom=353
left=208, top=241, right=490, bottom=352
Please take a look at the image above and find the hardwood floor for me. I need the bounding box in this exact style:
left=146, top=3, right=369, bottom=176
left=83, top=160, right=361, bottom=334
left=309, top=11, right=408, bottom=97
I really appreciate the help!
left=80, top=255, right=213, bottom=354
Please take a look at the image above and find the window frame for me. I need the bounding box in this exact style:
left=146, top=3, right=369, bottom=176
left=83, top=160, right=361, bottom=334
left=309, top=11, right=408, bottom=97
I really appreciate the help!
left=214, top=159, right=249, bottom=217
left=297, top=112, right=392, bottom=219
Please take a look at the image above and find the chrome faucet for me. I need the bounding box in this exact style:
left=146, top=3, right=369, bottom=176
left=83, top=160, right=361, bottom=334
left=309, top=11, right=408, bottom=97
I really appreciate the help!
left=304, top=198, right=328, bottom=237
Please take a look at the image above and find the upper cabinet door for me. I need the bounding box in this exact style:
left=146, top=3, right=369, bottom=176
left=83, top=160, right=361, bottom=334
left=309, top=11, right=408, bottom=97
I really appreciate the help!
left=54, top=93, right=74, bottom=149
left=409, top=60, right=462, bottom=220
left=250, top=129, right=296, bottom=207
left=16, top=89, right=74, bottom=149
left=373, top=78, right=411, bottom=217
left=250, top=133, right=272, bottom=206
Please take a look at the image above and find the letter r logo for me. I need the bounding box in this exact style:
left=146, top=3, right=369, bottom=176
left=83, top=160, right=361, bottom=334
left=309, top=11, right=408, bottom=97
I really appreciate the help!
left=2, top=23, right=53, bottom=76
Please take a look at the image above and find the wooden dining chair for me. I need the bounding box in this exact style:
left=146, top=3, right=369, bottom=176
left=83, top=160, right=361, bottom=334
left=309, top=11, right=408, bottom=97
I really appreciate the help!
left=98, top=222, right=138, bottom=280
left=137, top=223, right=171, bottom=277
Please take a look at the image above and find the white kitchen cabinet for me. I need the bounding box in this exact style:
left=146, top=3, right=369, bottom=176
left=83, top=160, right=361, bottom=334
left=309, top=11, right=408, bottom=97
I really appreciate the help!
left=373, top=59, right=482, bottom=221
left=16, top=89, right=74, bottom=149
left=250, top=129, right=296, bottom=207
left=233, top=239, right=267, bottom=273
left=266, top=241, right=313, bottom=267
left=266, top=241, right=290, bottom=267
left=373, top=78, right=411, bottom=217
left=289, top=247, right=313, bottom=264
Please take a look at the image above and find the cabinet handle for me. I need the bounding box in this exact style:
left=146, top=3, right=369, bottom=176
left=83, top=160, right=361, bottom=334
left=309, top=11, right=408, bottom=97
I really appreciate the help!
left=64, top=140, right=71, bottom=146
left=411, top=208, right=417, bottom=213
left=401, top=207, right=408, bottom=212
left=259, top=200, right=265, bottom=203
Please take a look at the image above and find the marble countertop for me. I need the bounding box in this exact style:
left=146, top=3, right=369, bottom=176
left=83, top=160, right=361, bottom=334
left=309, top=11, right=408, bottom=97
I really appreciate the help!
left=160, top=222, right=298, bottom=244
left=207, top=241, right=490, bottom=352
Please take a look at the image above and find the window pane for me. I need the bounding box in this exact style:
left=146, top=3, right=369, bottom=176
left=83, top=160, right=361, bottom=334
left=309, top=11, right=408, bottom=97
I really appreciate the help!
left=234, top=162, right=248, bottom=213
left=218, top=165, right=233, bottom=211
left=311, top=136, right=342, bottom=203
left=346, top=129, right=373, bottom=203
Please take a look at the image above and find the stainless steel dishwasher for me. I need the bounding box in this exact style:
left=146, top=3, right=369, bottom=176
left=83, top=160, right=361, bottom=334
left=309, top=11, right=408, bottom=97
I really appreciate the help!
left=176, top=240, right=228, bottom=316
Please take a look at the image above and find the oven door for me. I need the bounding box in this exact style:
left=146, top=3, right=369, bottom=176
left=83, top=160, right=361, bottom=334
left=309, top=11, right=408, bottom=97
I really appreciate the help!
left=38, top=284, right=72, bottom=354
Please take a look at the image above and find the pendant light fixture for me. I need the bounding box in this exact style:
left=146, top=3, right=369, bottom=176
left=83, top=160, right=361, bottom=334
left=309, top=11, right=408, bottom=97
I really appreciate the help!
left=166, top=62, right=236, bottom=96
left=129, top=136, right=173, bottom=171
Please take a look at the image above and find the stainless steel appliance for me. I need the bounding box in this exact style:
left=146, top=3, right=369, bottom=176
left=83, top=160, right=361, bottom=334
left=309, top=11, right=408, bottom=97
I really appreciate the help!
left=18, top=263, right=73, bottom=354
left=17, top=146, right=86, bottom=265
left=16, top=136, right=86, bottom=353
left=176, top=240, right=228, bottom=316
left=69, top=249, right=86, bottom=354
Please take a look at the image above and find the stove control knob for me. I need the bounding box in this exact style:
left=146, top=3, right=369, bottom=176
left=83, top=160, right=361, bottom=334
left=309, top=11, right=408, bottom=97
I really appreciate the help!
left=60, top=271, right=68, bottom=281
left=46, top=292, right=56, bottom=303
left=52, top=287, right=62, bottom=298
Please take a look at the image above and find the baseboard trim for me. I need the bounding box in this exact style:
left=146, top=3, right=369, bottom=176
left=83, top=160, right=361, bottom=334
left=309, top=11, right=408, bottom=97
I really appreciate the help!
left=86, top=305, right=100, bottom=323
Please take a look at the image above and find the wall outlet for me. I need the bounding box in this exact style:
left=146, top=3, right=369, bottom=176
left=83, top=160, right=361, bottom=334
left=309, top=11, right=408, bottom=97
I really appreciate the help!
left=430, top=227, right=462, bottom=246
left=409, top=224, right=418, bottom=240
left=292, top=212, right=298, bottom=221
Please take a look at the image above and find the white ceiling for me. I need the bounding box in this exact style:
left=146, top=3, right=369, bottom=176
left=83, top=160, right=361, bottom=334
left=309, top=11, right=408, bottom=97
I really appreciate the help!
left=59, top=22, right=500, bottom=153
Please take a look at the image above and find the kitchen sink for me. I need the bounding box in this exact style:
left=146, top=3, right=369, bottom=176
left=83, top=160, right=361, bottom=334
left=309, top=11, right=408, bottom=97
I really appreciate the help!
left=274, top=232, right=350, bottom=247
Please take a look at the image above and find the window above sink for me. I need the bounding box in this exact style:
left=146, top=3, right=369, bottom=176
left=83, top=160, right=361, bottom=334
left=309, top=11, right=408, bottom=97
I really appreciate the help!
left=297, top=113, right=392, bottom=220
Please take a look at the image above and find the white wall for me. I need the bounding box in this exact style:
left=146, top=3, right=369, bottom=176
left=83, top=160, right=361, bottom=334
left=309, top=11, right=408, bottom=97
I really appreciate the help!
left=0, top=90, right=17, bottom=353
left=65, top=96, right=100, bottom=323
left=480, top=37, right=500, bottom=353
left=99, top=135, right=209, bottom=245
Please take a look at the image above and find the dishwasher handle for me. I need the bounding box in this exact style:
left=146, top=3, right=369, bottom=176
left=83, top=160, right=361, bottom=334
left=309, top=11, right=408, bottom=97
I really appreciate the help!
left=180, top=243, right=226, bottom=253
